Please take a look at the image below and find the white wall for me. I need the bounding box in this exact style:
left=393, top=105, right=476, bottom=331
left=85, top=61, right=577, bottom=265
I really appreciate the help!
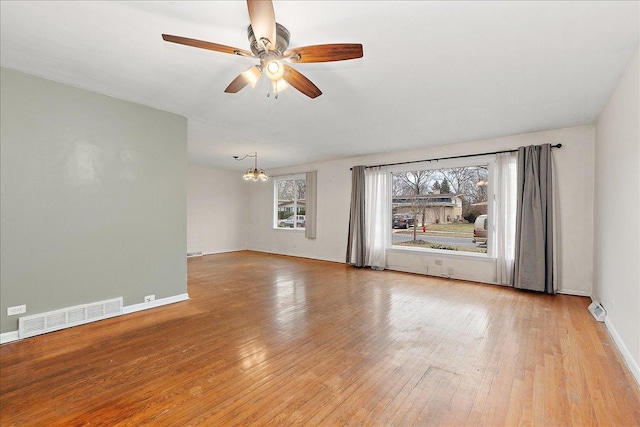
left=594, top=49, right=639, bottom=383
left=187, top=165, right=249, bottom=255
left=246, top=125, right=595, bottom=296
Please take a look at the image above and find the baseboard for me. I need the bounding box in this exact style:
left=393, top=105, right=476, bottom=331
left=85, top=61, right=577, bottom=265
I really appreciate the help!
left=0, top=330, right=20, bottom=344
left=0, top=293, right=190, bottom=345
left=123, top=293, right=189, bottom=314
left=248, top=248, right=344, bottom=264
left=386, top=264, right=490, bottom=284
left=203, top=249, right=247, bottom=256
left=604, top=315, right=640, bottom=386
left=557, top=288, right=591, bottom=297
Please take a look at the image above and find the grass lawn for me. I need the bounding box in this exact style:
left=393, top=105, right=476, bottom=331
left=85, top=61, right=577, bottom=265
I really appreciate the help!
left=396, top=222, right=474, bottom=238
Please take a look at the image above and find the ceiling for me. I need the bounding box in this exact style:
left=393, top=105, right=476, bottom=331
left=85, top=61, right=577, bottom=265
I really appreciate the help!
left=1, top=1, right=638, bottom=171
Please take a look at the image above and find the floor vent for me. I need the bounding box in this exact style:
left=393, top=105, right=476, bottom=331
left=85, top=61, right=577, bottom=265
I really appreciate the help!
left=18, top=297, right=123, bottom=338
left=588, top=301, right=606, bottom=322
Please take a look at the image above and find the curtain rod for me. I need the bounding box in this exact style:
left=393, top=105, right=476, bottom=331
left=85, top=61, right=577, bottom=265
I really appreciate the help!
left=351, top=143, right=562, bottom=170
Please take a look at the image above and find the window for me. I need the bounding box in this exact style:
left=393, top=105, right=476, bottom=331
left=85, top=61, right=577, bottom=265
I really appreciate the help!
left=274, top=175, right=306, bottom=229
left=391, top=161, right=491, bottom=254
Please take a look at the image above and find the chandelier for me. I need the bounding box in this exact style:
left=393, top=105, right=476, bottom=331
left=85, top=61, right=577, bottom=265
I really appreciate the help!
left=233, top=152, right=268, bottom=181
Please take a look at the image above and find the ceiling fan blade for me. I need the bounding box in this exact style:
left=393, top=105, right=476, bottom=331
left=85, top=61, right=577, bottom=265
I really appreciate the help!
left=247, top=0, right=277, bottom=50
left=224, top=74, right=250, bottom=94
left=282, top=65, right=322, bottom=99
left=162, top=34, right=253, bottom=57
left=284, top=43, right=363, bottom=63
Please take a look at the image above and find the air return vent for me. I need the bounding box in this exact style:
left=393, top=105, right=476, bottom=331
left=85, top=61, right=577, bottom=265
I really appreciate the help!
left=18, top=297, right=123, bottom=338
left=588, top=301, right=606, bottom=322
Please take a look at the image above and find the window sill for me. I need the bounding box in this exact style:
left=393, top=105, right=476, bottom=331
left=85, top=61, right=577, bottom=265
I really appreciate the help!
left=387, top=245, right=495, bottom=261
left=273, top=227, right=306, bottom=232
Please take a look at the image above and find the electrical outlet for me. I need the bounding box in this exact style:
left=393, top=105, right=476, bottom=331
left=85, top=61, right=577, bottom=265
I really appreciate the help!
left=448, top=267, right=454, bottom=276
left=144, top=295, right=155, bottom=303
left=7, top=305, right=26, bottom=316
left=435, top=259, right=443, bottom=265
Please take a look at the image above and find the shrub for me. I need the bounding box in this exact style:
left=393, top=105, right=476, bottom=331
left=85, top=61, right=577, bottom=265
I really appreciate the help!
left=464, top=211, right=478, bottom=224
left=278, top=212, right=294, bottom=220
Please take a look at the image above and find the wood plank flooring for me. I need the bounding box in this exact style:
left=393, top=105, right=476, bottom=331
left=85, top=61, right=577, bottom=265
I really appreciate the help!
left=1, top=251, right=639, bottom=426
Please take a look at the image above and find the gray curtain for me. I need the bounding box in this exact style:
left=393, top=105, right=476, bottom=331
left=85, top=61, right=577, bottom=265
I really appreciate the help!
left=346, top=166, right=366, bottom=267
left=305, top=171, right=317, bottom=239
left=513, top=144, right=555, bottom=293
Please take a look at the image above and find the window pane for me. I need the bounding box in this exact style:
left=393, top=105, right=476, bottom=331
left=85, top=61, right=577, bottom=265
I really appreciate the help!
left=275, top=177, right=306, bottom=229
left=391, top=165, right=489, bottom=254
left=278, top=180, right=294, bottom=201
left=296, top=179, right=305, bottom=200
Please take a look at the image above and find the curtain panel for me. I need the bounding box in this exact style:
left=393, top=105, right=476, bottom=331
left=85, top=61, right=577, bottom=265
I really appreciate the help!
left=305, top=171, right=317, bottom=239
left=346, top=166, right=366, bottom=267
left=513, top=144, right=556, bottom=293
left=494, top=152, right=517, bottom=285
left=364, top=166, right=389, bottom=269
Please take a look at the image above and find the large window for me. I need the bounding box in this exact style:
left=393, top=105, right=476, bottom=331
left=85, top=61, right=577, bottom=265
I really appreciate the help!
left=391, top=161, right=491, bottom=254
left=274, top=175, right=306, bottom=229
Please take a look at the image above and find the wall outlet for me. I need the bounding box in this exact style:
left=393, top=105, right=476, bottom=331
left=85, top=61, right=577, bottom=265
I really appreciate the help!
left=7, top=305, right=26, bottom=316
left=144, top=295, right=155, bottom=303
left=448, top=267, right=454, bottom=276
left=435, top=259, right=443, bottom=265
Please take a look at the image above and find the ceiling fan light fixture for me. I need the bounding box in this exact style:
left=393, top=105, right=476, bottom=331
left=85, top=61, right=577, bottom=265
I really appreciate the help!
left=241, top=65, right=262, bottom=88
left=265, top=60, right=284, bottom=80
left=272, top=78, right=288, bottom=93
left=162, top=1, right=363, bottom=99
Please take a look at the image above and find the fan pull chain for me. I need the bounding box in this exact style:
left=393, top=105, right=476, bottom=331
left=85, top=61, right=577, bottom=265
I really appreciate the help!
left=265, top=78, right=280, bottom=99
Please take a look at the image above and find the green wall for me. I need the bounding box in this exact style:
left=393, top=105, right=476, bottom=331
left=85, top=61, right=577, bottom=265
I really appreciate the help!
left=0, top=68, right=188, bottom=334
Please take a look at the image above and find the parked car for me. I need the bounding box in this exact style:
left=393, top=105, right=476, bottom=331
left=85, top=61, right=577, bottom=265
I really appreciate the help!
left=279, top=215, right=305, bottom=228
left=392, top=214, right=414, bottom=229
left=472, top=214, right=488, bottom=246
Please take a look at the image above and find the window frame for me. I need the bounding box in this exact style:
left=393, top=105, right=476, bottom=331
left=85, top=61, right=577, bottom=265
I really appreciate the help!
left=273, top=174, right=306, bottom=231
left=387, top=155, right=496, bottom=258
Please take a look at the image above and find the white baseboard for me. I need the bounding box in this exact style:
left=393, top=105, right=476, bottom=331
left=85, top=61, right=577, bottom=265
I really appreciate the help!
left=122, top=293, right=190, bottom=314
left=248, top=248, right=344, bottom=264
left=203, top=249, right=246, bottom=256
left=0, top=293, right=190, bottom=345
left=0, top=330, right=20, bottom=344
left=590, top=296, right=640, bottom=385
left=558, top=288, right=591, bottom=297
left=604, top=316, right=640, bottom=387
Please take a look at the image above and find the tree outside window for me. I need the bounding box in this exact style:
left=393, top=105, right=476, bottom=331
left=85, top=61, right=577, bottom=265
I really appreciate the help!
left=274, top=176, right=306, bottom=229
left=391, top=165, right=489, bottom=254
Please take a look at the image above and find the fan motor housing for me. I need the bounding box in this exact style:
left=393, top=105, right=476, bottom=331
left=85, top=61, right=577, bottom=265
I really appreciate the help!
left=248, top=23, right=290, bottom=56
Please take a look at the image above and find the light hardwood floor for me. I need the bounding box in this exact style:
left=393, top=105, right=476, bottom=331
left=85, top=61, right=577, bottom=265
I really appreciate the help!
left=1, top=251, right=639, bottom=426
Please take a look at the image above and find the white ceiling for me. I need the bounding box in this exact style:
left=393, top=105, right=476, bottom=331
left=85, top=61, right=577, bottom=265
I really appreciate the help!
left=1, top=1, right=638, bottom=171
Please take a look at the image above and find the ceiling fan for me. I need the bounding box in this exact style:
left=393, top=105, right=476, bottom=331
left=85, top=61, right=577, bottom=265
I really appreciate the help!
left=162, top=0, right=363, bottom=99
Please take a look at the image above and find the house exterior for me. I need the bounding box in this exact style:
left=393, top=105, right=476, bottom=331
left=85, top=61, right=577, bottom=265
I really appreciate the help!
left=470, top=201, right=488, bottom=215
left=277, top=199, right=306, bottom=217
left=392, top=193, right=464, bottom=224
